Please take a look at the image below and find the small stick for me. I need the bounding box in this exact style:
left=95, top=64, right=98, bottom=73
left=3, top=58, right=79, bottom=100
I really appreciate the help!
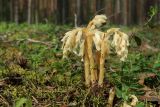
left=27, top=38, right=52, bottom=47
left=32, top=96, right=38, bottom=104
left=107, top=87, right=116, bottom=107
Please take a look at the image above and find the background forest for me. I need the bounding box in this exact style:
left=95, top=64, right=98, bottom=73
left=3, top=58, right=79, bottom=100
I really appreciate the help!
left=0, top=0, right=160, bottom=25
left=0, top=0, right=160, bottom=107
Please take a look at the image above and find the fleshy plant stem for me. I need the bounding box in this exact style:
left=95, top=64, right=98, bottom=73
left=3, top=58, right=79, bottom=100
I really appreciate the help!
left=84, top=47, right=91, bottom=86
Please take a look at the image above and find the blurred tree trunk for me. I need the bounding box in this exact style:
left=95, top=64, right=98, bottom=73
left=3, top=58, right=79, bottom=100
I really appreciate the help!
left=82, top=0, right=88, bottom=23
left=39, top=0, right=44, bottom=22
left=127, top=0, right=132, bottom=24
left=96, top=0, right=101, bottom=11
left=114, top=0, right=120, bottom=24
left=136, top=0, right=144, bottom=25
left=19, top=0, right=23, bottom=10
left=96, top=0, right=105, bottom=14
left=90, top=0, right=96, bottom=15
left=35, top=0, right=39, bottom=24
left=62, top=0, right=66, bottom=24
left=32, top=0, right=35, bottom=23
left=77, top=0, right=81, bottom=25
left=68, top=0, right=76, bottom=25
left=28, top=0, right=32, bottom=24
left=156, top=0, right=160, bottom=24
left=158, top=0, right=160, bottom=24
left=10, top=0, right=14, bottom=21
left=0, top=0, right=159, bottom=25
left=14, top=0, right=19, bottom=24
left=105, top=0, right=113, bottom=22
left=53, top=0, right=58, bottom=24
left=0, top=0, right=3, bottom=21
left=122, top=0, right=127, bottom=25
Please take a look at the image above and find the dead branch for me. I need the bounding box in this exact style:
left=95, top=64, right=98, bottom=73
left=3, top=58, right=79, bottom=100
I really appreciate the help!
left=27, top=38, right=52, bottom=47
left=107, top=87, right=115, bottom=107
left=32, top=96, right=38, bottom=104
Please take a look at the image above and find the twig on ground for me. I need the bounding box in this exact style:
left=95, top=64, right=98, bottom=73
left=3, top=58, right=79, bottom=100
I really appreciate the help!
left=27, top=38, right=52, bottom=47
left=32, top=96, right=38, bottom=104
left=44, top=103, right=51, bottom=107
left=107, top=87, right=115, bottom=107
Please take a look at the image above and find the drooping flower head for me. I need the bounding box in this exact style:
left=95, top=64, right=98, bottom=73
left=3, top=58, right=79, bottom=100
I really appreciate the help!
left=61, top=15, right=129, bottom=62
left=87, top=15, right=107, bottom=29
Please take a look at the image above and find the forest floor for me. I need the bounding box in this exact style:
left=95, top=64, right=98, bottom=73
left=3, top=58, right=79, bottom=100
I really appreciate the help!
left=0, top=23, right=160, bottom=107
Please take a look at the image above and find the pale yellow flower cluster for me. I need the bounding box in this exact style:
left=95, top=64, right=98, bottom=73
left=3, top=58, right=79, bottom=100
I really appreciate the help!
left=61, top=14, right=129, bottom=87
left=61, top=28, right=83, bottom=58
left=92, top=28, right=129, bottom=61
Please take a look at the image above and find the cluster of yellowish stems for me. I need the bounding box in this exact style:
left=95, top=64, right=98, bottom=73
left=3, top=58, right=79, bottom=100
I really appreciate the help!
left=83, top=23, right=108, bottom=87
left=62, top=15, right=129, bottom=88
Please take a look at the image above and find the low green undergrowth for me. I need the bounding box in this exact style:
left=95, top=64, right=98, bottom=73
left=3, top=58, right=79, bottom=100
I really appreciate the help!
left=0, top=23, right=160, bottom=107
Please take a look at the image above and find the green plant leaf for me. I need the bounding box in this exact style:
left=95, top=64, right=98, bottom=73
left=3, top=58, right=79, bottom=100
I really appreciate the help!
left=115, top=87, right=122, bottom=98
left=135, top=102, right=145, bottom=107
left=122, top=84, right=129, bottom=92
left=15, top=98, right=32, bottom=107
left=153, top=63, right=160, bottom=68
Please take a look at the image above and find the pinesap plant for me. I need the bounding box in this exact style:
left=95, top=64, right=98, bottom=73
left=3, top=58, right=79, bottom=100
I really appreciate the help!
left=61, top=15, right=129, bottom=87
